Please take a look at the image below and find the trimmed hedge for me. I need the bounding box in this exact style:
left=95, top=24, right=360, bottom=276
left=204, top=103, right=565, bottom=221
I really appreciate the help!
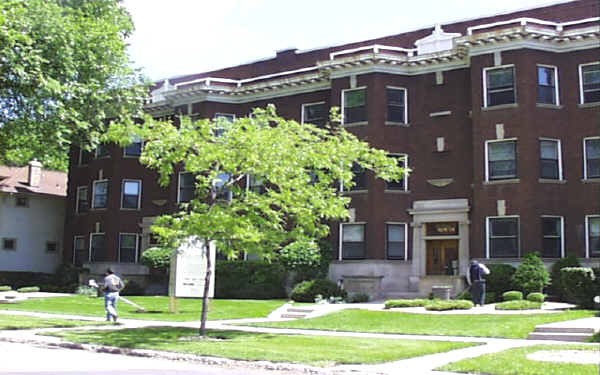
left=549, top=254, right=580, bottom=301
left=495, top=300, right=542, bottom=310
left=526, top=292, right=545, bottom=303
left=502, top=291, right=523, bottom=301
left=0, top=286, right=11, bottom=292
left=290, top=279, right=346, bottom=302
left=384, top=299, right=430, bottom=309
left=511, top=252, right=550, bottom=296
left=346, top=293, right=370, bottom=303
left=425, top=300, right=473, bottom=311
left=215, top=260, right=287, bottom=299
left=485, top=264, right=517, bottom=302
left=17, top=286, right=40, bottom=293
left=560, top=267, right=598, bottom=308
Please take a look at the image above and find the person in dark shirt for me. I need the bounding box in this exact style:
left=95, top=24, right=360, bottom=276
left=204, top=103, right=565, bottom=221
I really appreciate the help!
left=467, top=260, right=490, bottom=306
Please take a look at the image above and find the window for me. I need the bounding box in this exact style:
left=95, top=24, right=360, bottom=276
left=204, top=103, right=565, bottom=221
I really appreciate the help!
left=2, top=238, right=16, bottom=251
left=121, top=180, right=141, bottom=209
left=92, top=180, right=109, bottom=209
left=214, top=172, right=232, bottom=201
left=95, top=144, right=110, bottom=158
left=15, top=196, right=28, bottom=207
left=487, top=217, right=519, bottom=258
left=387, top=223, right=407, bottom=260
left=302, top=102, right=327, bottom=127
left=90, top=233, right=106, bottom=262
left=119, top=233, right=138, bottom=263
left=76, top=186, right=88, bottom=214
left=584, top=137, right=600, bottom=179
left=178, top=172, right=195, bottom=203
left=46, top=241, right=58, bottom=253
left=341, top=223, right=365, bottom=259
left=540, top=139, right=562, bottom=180
left=247, top=175, right=266, bottom=194
left=342, top=88, right=366, bottom=124
left=484, top=66, right=516, bottom=107
left=347, top=163, right=366, bottom=191
left=486, top=140, right=517, bottom=181
left=124, top=136, right=143, bottom=157
left=214, top=113, right=235, bottom=137
left=579, top=63, right=600, bottom=104
left=537, top=65, right=559, bottom=105
left=78, top=149, right=92, bottom=165
left=541, top=216, right=563, bottom=258
left=587, top=216, right=600, bottom=258
left=73, top=236, right=88, bottom=265
left=386, top=87, right=407, bottom=123
left=386, top=155, right=408, bottom=191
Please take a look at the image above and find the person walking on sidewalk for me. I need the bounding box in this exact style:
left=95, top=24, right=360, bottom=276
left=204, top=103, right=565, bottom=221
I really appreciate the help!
left=467, top=260, right=490, bottom=306
left=102, top=268, right=124, bottom=322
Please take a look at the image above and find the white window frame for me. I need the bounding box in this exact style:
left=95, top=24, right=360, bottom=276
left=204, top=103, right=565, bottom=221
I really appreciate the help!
left=341, top=87, right=367, bottom=125
left=121, top=179, right=142, bottom=210
left=177, top=172, right=194, bottom=204
left=585, top=215, right=600, bottom=258
left=301, top=101, right=326, bottom=125
left=386, top=154, right=408, bottom=191
left=89, top=232, right=105, bottom=263
left=214, top=113, right=236, bottom=121
left=485, top=138, right=518, bottom=182
left=583, top=136, right=600, bottom=180
left=539, top=138, right=563, bottom=180
left=386, top=222, right=408, bottom=260
left=386, top=86, right=408, bottom=124
left=541, top=215, right=564, bottom=258
left=91, top=179, right=109, bottom=209
left=338, top=222, right=366, bottom=261
left=123, top=136, right=143, bottom=158
left=486, top=216, right=520, bottom=258
left=76, top=186, right=88, bottom=214
left=483, top=64, right=516, bottom=108
left=579, top=62, right=600, bottom=104
left=537, top=64, right=560, bottom=106
left=118, top=233, right=139, bottom=263
left=73, top=235, right=87, bottom=264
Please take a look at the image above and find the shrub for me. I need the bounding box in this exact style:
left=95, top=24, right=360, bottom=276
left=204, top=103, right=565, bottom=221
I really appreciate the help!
left=346, top=293, right=370, bottom=303
left=425, top=300, right=473, bottom=311
left=485, top=292, right=497, bottom=305
left=17, top=286, right=40, bottom=293
left=215, top=261, right=287, bottom=299
left=526, top=292, right=545, bottom=303
left=502, top=291, right=523, bottom=301
left=286, top=240, right=333, bottom=285
left=0, top=272, right=52, bottom=290
left=548, top=253, right=580, bottom=301
left=120, top=280, right=145, bottom=296
left=140, top=247, right=172, bottom=271
left=495, top=300, right=542, bottom=310
left=511, top=252, right=550, bottom=295
left=485, top=264, right=517, bottom=302
left=560, top=267, right=597, bottom=308
left=290, top=279, right=346, bottom=302
left=0, top=286, right=11, bottom=292
left=456, top=291, right=471, bottom=301
left=76, top=285, right=97, bottom=297
left=384, top=299, right=430, bottom=309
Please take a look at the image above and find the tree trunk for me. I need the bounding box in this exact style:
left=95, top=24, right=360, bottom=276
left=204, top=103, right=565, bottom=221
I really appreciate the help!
left=199, top=239, right=211, bottom=337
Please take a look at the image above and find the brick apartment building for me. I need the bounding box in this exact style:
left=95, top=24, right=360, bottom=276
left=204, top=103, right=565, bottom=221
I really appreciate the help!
left=64, top=0, right=600, bottom=296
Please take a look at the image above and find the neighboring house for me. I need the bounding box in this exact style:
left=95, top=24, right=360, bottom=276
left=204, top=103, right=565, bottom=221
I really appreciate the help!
left=64, top=0, right=600, bottom=296
left=0, top=161, right=67, bottom=273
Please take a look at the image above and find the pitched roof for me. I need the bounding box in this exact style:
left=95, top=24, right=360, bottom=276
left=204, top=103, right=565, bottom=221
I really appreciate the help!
left=0, top=165, right=67, bottom=197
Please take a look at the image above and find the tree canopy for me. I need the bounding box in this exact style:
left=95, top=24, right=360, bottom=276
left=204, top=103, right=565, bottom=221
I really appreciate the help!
left=0, top=0, right=147, bottom=171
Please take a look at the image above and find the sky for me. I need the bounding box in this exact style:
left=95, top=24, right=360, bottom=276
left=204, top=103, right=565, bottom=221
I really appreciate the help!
left=122, top=0, right=571, bottom=81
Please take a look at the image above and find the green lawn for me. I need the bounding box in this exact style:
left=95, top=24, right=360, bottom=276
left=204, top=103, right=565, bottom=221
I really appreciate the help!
left=438, top=344, right=599, bottom=375
left=47, top=327, right=477, bottom=366
left=0, top=314, right=106, bottom=330
left=0, top=296, right=286, bottom=321
left=251, top=309, right=597, bottom=339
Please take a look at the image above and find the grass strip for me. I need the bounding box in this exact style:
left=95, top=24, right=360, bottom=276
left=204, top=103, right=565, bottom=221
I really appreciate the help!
left=250, top=309, right=597, bottom=339
left=0, top=314, right=106, bottom=330
left=47, top=326, right=477, bottom=366
left=438, top=344, right=599, bottom=375
left=0, top=296, right=286, bottom=321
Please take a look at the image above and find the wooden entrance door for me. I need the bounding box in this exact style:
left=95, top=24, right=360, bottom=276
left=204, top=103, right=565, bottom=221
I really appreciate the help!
left=426, top=240, right=459, bottom=275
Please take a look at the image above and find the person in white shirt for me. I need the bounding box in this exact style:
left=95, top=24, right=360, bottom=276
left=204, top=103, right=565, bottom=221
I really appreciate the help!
left=102, top=268, right=124, bottom=322
left=467, top=260, right=490, bottom=306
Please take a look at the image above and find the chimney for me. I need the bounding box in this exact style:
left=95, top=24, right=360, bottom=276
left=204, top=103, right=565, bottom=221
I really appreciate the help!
left=28, top=160, right=42, bottom=187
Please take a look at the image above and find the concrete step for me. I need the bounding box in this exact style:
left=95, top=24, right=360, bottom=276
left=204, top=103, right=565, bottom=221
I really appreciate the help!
left=534, top=326, right=596, bottom=334
left=280, top=313, right=308, bottom=319
left=527, top=331, right=595, bottom=342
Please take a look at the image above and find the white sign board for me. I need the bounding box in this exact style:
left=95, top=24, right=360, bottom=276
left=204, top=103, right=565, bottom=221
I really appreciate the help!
left=169, top=238, right=216, bottom=298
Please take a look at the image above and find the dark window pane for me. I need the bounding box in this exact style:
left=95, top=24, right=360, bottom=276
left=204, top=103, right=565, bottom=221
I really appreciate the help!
left=488, top=90, right=515, bottom=106
left=586, top=139, right=600, bottom=178
left=303, top=103, right=327, bottom=127
left=124, top=140, right=142, bottom=157
left=342, top=243, right=365, bottom=259
left=538, top=85, right=556, bottom=105
left=490, top=238, right=518, bottom=257
left=387, top=106, right=405, bottom=123
left=540, top=159, right=559, bottom=179
left=344, top=89, right=366, bottom=123
left=488, top=68, right=514, bottom=89
left=387, top=224, right=405, bottom=259
left=80, top=150, right=92, bottom=165
left=90, top=235, right=106, bottom=262
left=96, top=144, right=110, bottom=158
left=387, top=88, right=406, bottom=123
left=350, top=164, right=366, bottom=190
left=542, top=218, right=560, bottom=236
left=542, top=238, right=561, bottom=258
left=491, top=218, right=518, bottom=236
left=179, top=173, right=195, bottom=203
left=582, top=64, right=600, bottom=104
left=590, top=237, right=600, bottom=257
left=344, top=106, right=367, bottom=123
left=93, top=182, right=108, bottom=209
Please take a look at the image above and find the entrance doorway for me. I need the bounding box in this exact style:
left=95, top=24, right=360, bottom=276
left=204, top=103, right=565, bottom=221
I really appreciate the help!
left=426, top=240, right=459, bottom=275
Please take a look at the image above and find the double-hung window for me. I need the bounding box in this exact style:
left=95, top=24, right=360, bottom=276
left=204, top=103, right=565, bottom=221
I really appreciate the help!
left=386, top=154, right=408, bottom=191
left=247, top=175, right=266, bottom=194
left=586, top=216, right=600, bottom=258
left=119, top=233, right=139, bottom=263
left=537, top=65, right=559, bottom=105
left=78, top=149, right=92, bottom=165
left=386, top=223, right=407, bottom=260
left=540, top=139, right=562, bottom=180
left=214, top=113, right=235, bottom=137
left=345, top=163, right=366, bottom=191
left=302, top=102, right=327, bottom=127
left=124, top=136, right=143, bottom=157
left=486, top=140, right=517, bottom=181
left=76, top=186, right=89, bottom=213
left=90, top=233, right=106, bottom=262
left=342, top=88, right=366, bottom=124
left=92, top=180, right=109, bottom=209
left=341, top=223, right=365, bottom=259
left=484, top=66, right=516, bottom=107
left=95, top=144, right=110, bottom=158
left=487, top=217, right=519, bottom=258
left=73, top=236, right=88, bottom=265
left=386, top=87, right=407, bottom=124
left=178, top=172, right=195, bottom=203
left=579, top=63, right=600, bottom=104
left=542, top=216, right=563, bottom=258
left=121, top=180, right=141, bottom=209
left=584, top=137, right=600, bottom=179
left=214, top=173, right=232, bottom=201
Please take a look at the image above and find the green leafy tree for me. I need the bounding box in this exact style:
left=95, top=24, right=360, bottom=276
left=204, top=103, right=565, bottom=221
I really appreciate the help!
left=107, top=105, right=405, bottom=336
left=0, top=0, right=147, bottom=170
left=511, top=252, right=550, bottom=295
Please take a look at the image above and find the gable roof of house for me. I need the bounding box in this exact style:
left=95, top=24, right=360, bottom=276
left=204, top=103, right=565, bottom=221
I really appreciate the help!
left=0, top=165, right=67, bottom=198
